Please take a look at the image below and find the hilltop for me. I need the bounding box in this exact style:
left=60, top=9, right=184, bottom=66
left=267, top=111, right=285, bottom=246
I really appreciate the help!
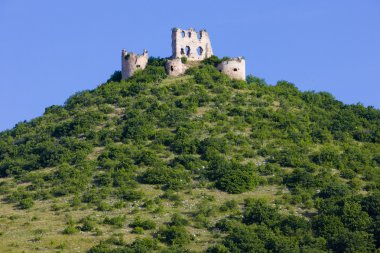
left=0, top=58, right=379, bottom=252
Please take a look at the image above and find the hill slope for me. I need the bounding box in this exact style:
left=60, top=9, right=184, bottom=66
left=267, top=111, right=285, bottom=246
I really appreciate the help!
left=0, top=57, right=379, bottom=252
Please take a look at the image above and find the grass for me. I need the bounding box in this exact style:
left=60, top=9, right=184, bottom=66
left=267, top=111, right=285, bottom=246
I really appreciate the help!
left=0, top=178, right=282, bottom=252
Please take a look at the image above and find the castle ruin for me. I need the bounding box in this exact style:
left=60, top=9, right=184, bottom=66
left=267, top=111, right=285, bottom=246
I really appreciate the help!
left=121, top=28, right=246, bottom=80
left=121, top=49, right=148, bottom=80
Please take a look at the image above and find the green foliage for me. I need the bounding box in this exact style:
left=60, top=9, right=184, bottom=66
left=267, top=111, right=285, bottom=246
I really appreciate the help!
left=63, top=224, right=79, bottom=235
left=181, top=57, right=187, bottom=64
left=158, top=226, right=192, bottom=245
left=148, top=56, right=167, bottom=67
left=206, top=156, right=259, bottom=193
left=107, top=71, right=122, bottom=83
left=243, top=198, right=280, bottom=226
left=0, top=60, right=379, bottom=252
left=141, top=167, right=191, bottom=190
left=246, top=75, right=267, bottom=86
left=170, top=213, right=189, bottom=226
left=80, top=216, right=97, bottom=232
left=129, top=217, right=156, bottom=230
left=18, top=197, right=34, bottom=209
left=103, top=215, right=126, bottom=228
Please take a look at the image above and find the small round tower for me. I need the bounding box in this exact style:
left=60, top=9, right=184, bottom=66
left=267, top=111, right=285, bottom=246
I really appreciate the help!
left=121, top=49, right=148, bottom=80
left=217, top=57, right=246, bottom=80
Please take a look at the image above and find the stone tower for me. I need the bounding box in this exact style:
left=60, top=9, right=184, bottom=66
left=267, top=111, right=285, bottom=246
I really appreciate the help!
left=171, top=28, right=213, bottom=60
left=121, top=49, right=148, bottom=80
left=217, top=57, right=246, bottom=80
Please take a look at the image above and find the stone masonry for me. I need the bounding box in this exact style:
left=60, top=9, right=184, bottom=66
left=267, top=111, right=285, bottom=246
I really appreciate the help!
left=171, top=28, right=213, bottom=61
left=121, top=49, right=148, bottom=80
left=217, top=57, right=246, bottom=80
left=165, top=58, right=189, bottom=77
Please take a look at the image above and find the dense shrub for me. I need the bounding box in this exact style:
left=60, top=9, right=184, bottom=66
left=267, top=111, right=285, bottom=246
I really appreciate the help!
left=141, top=167, right=191, bottom=190
left=158, top=226, right=192, bottom=245
left=129, top=217, right=156, bottom=230
left=103, top=215, right=126, bottom=228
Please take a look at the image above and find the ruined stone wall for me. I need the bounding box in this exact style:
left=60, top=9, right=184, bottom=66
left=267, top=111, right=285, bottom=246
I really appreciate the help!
left=217, top=57, right=246, bottom=80
left=121, top=49, right=148, bottom=80
left=171, top=28, right=213, bottom=61
left=165, top=58, right=188, bottom=77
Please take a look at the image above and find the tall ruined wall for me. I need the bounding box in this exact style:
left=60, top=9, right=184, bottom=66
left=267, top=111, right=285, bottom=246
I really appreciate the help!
left=121, top=49, right=148, bottom=80
left=217, top=57, right=246, bottom=80
left=171, top=28, right=213, bottom=61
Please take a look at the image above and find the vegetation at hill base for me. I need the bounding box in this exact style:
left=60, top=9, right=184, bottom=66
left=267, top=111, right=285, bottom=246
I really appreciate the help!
left=0, top=56, right=379, bottom=252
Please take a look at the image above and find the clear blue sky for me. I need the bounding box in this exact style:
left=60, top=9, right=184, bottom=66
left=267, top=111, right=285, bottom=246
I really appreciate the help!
left=1, top=1, right=379, bottom=131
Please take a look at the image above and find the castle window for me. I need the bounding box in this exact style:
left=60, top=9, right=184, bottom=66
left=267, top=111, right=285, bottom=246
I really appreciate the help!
left=197, top=32, right=202, bottom=40
left=171, top=66, right=174, bottom=71
left=197, top=47, right=203, bottom=56
left=180, top=48, right=185, bottom=55
left=233, top=68, right=238, bottom=71
left=185, top=46, right=191, bottom=56
left=181, top=31, right=185, bottom=38
left=188, top=31, right=191, bottom=38
left=136, top=65, right=141, bottom=68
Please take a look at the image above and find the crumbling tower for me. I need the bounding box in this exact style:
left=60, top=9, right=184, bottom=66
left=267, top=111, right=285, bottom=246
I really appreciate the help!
left=121, top=49, right=148, bottom=80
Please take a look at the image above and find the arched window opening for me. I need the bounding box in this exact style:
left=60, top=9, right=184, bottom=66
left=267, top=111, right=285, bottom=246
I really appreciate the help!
left=197, top=32, right=202, bottom=40
left=181, top=31, right=185, bottom=38
left=185, top=46, right=191, bottom=56
left=171, top=66, right=174, bottom=71
left=188, top=31, right=192, bottom=38
left=136, top=65, right=141, bottom=68
left=197, top=47, right=203, bottom=56
left=180, top=48, right=185, bottom=55
left=233, top=68, right=238, bottom=72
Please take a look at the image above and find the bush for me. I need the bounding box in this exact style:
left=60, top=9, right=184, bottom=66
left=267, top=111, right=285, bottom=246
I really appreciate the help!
left=158, top=226, right=192, bottom=245
left=131, top=227, right=144, bottom=234
left=206, top=245, right=230, bottom=253
left=216, top=168, right=258, bottom=194
left=170, top=213, right=189, bottom=226
left=19, top=197, right=34, bottom=209
left=103, top=215, right=126, bottom=228
left=243, top=199, right=280, bottom=226
left=63, top=224, right=79, bottom=234
left=117, top=188, right=144, bottom=201
left=129, top=217, right=156, bottom=230
left=80, top=216, right=97, bottom=232
left=219, top=200, right=238, bottom=212
left=141, top=167, right=190, bottom=190
left=107, top=71, right=122, bottom=82
left=148, top=57, right=167, bottom=67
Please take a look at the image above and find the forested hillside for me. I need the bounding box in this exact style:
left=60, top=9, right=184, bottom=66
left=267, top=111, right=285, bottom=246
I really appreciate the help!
left=0, top=57, right=379, bottom=252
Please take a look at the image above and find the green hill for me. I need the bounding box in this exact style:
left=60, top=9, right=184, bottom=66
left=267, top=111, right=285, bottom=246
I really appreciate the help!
left=0, top=57, right=379, bottom=252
